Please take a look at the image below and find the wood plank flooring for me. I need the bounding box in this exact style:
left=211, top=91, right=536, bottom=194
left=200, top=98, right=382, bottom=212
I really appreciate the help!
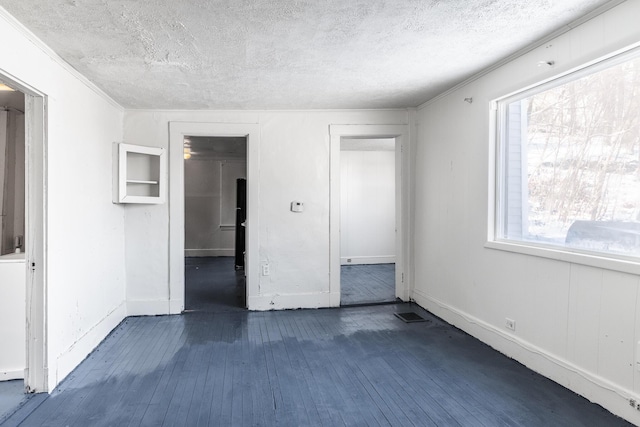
left=0, top=381, right=28, bottom=424
left=185, top=257, right=396, bottom=309
left=341, top=264, right=396, bottom=306
left=2, top=304, right=630, bottom=426
left=185, top=257, right=246, bottom=312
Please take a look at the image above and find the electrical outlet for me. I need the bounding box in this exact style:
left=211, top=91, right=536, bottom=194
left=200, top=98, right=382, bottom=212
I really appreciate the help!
left=505, top=318, right=516, bottom=331
left=630, top=399, right=636, bottom=408
left=261, top=263, right=270, bottom=276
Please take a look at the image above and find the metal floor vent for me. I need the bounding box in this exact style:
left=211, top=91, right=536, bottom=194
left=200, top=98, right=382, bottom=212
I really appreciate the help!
left=394, top=312, right=426, bottom=323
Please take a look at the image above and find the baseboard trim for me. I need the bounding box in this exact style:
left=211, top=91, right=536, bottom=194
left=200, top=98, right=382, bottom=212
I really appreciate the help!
left=54, top=301, right=127, bottom=389
left=169, top=298, right=184, bottom=315
left=127, top=299, right=170, bottom=316
left=329, top=291, right=340, bottom=307
left=411, top=289, right=640, bottom=425
left=185, top=249, right=234, bottom=257
left=248, top=292, right=332, bottom=311
left=0, top=370, right=24, bottom=381
left=341, top=256, right=395, bottom=265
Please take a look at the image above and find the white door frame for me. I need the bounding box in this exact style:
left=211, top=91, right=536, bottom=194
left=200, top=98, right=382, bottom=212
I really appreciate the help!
left=25, top=92, right=47, bottom=393
left=0, top=70, right=48, bottom=392
left=168, top=122, right=260, bottom=312
left=329, top=124, right=410, bottom=306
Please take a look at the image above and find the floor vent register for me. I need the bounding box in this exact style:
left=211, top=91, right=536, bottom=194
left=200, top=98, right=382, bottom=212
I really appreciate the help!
left=394, top=312, right=427, bottom=323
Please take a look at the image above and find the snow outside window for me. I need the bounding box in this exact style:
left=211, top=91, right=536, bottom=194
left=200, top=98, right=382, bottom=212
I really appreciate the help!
left=496, top=50, right=640, bottom=259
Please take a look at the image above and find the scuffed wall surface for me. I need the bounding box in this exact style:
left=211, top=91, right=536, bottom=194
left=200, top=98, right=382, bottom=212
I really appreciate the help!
left=0, top=11, right=126, bottom=390
left=123, top=109, right=408, bottom=310
left=413, top=1, right=640, bottom=424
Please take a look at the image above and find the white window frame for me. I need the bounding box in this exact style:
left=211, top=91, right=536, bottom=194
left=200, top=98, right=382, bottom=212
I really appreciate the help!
left=487, top=45, right=640, bottom=276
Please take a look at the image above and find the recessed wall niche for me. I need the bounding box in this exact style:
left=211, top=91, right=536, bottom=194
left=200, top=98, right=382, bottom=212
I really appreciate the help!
left=113, top=143, right=166, bottom=204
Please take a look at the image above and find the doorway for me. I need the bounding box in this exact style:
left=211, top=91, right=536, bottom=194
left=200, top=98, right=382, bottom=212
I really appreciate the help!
left=0, top=75, right=47, bottom=417
left=329, top=124, right=410, bottom=307
left=169, top=122, right=260, bottom=313
left=0, top=81, right=27, bottom=421
left=183, top=136, right=247, bottom=312
left=340, top=138, right=397, bottom=305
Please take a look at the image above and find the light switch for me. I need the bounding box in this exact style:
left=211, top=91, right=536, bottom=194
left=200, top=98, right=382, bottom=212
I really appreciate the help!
left=291, top=201, right=304, bottom=213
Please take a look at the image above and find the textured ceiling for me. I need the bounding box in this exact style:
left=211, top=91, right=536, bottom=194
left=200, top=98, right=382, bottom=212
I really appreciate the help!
left=0, top=0, right=613, bottom=110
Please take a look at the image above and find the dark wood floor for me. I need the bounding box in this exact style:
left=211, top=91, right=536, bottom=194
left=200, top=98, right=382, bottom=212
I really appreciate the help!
left=185, top=257, right=397, bottom=309
left=341, top=263, right=396, bottom=306
left=185, top=257, right=246, bottom=312
left=0, top=381, right=28, bottom=424
left=2, top=303, right=630, bottom=427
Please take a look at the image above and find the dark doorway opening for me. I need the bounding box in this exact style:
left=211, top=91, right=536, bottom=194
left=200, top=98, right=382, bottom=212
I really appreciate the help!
left=185, top=257, right=245, bottom=313
left=183, top=136, right=247, bottom=312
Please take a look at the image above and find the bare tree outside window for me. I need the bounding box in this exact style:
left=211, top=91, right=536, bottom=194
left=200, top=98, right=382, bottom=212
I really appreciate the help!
left=499, top=53, right=640, bottom=257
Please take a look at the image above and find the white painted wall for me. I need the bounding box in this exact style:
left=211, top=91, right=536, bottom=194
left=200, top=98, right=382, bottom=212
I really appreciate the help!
left=0, top=256, right=25, bottom=380
left=0, top=11, right=126, bottom=391
left=124, top=110, right=408, bottom=312
left=412, top=1, right=640, bottom=424
left=184, top=158, right=246, bottom=257
left=340, top=150, right=395, bottom=265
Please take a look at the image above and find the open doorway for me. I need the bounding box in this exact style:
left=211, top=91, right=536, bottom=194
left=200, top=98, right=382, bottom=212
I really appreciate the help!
left=329, top=124, right=410, bottom=308
left=0, top=77, right=46, bottom=418
left=340, top=138, right=397, bottom=305
left=0, top=81, right=27, bottom=421
left=169, top=122, right=259, bottom=313
left=183, top=136, right=247, bottom=312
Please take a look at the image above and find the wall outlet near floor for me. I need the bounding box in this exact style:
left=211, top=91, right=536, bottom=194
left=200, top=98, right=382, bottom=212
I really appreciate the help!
left=505, top=318, right=516, bottom=331
left=261, top=263, right=270, bottom=276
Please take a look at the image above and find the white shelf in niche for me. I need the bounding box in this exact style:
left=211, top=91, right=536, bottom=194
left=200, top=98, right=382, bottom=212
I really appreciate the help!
left=126, top=179, right=159, bottom=185
left=113, top=143, right=166, bottom=204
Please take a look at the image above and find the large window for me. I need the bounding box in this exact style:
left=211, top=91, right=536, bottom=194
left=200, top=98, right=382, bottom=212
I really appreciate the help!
left=495, top=49, right=640, bottom=259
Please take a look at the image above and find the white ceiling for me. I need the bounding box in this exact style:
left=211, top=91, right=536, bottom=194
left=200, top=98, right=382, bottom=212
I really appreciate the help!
left=0, top=0, right=613, bottom=110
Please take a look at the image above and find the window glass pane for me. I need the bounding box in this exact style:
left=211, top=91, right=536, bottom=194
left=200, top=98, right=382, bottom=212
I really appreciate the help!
left=500, top=54, right=640, bottom=257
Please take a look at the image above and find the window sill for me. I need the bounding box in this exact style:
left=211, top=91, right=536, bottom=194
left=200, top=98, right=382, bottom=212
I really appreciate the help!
left=484, top=240, right=640, bottom=276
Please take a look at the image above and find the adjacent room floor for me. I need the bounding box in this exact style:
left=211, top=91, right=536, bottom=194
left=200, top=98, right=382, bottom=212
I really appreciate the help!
left=185, top=257, right=246, bottom=313
left=341, top=263, right=396, bottom=306
left=0, top=380, right=28, bottom=425
left=1, top=304, right=629, bottom=426
left=186, top=257, right=397, bottom=309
